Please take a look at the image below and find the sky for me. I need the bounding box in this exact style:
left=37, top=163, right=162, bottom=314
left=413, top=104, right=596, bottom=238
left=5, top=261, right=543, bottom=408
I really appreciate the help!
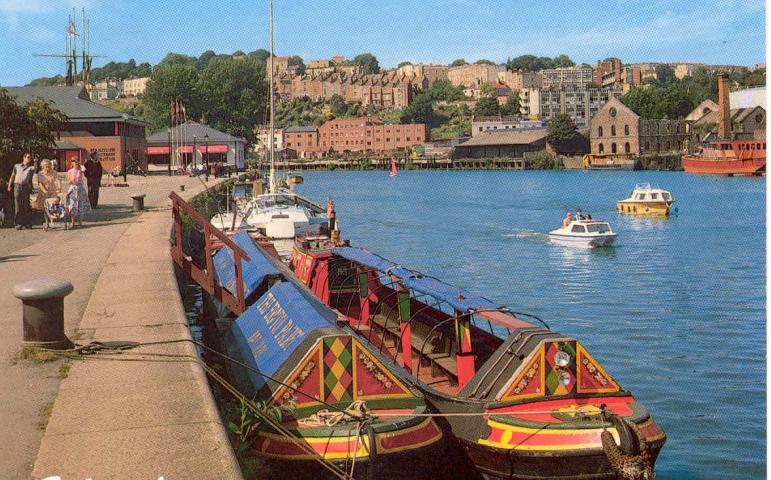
left=0, top=0, right=766, bottom=86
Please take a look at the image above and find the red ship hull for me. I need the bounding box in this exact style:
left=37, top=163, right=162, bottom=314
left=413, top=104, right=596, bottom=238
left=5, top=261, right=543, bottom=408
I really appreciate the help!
left=682, top=156, right=766, bottom=175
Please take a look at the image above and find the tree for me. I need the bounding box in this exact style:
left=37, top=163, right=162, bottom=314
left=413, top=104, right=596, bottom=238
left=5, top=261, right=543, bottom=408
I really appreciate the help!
left=401, top=93, right=433, bottom=124
left=248, top=49, right=271, bottom=65
left=158, top=52, right=198, bottom=68
left=450, top=59, right=468, bottom=67
left=426, top=79, right=464, bottom=102
left=329, top=94, right=347, bottom=116
left=506, top=55, right=555, bottom=72
left=27, top=75, right=65, bottom=86
left=397, top=61, right=413, bottom=68
left=479, top=83, right=496, bottom=98
left=474, top=97, right=500, bottom=116
left=475, top=59, right=495, bottom=65
left=197, top=50, right=217, bottom=70
left=552, top=54, right=575, bottom=68
left=351, top=53, right=380, bottom=74
left=500, top=91, right=521, bottom=115
left=620, top=87, right=660, bottom=119
left=655, top=64, right=676, bottom=87
left=199, top=57, right=267, bottom=144
left=289, top=55, right=306, bottom=74
left=143, top=63, right=202, bottom=128
left=547, top=113, right=578, bottom=142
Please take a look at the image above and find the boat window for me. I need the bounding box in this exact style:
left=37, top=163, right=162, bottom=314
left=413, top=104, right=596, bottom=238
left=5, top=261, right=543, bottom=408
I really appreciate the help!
left=586, top=223, right=610, bottom=233
left=662, top=192, right=671, bottom=201
left=571, top=225, right=586, bottom=233
left=636, top=193, right=646, bottom=200
left=751, top=144, right=755, bottom=150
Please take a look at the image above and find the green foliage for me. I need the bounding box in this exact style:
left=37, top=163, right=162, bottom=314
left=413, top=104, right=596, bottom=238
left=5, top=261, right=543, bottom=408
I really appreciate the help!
left=199, top=57, right=267, bottom=144
left=621, top=83, right=694, bottom=119
left=479, top=83, right=496, bottom=98
left=142, top=63, right=202, bottom=128
left=500, top=91, right=521, bottom=116
left=158, top=52, right=198, bottom=68
left=90, top=59, right=152, bottom=82
left=506, top=54, right=575, bottom=72
left=425, top=80, right=465, bottom=102
left=655, top=64, right=676, bottom=87
left=401, top=93, right=433, bottom=124
left=275, top=97, right=327, bottom=127
left=379, top=109, right=404, bottom=125
left=27, top=75, right=65, bottom=86
left=248, top=49, right=271, bottom=65
left=349, top=53, right=380, bottom=74
left=431, top=104, right=472, bottom=138
left=329, top=94, right=347, bottom=116
left=527, top=150, right=563, bottom=170
left=450, top=58, right=468, bottom=67
left=197, top=50, right=217, bottom=70
left=475, top=59, right=495, bottom=65
left=547, top=113, right=578, bottom=142
left=731, top=68, right=766, bottom=87
left=289, top=55, right=306, bottom=74
left=474, top=96, right=500, bottom=116
left=397, top=61, right=412, bottom=68
left=0, top=88, right=67, bottom=167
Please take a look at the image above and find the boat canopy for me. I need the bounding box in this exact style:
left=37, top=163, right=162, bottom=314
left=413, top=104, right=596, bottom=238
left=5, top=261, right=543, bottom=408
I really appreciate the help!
left=214, top=231, right=281, bottom=298
left=332, top=247, right=505, bottom=313
left=230, top=281, right=336, bottom=384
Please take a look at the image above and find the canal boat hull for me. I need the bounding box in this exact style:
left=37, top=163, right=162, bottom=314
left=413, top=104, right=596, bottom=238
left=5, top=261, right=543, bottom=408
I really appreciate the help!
left=615, top=200, right=670, bottom=216
left=682, top=155, right=765, bottom=175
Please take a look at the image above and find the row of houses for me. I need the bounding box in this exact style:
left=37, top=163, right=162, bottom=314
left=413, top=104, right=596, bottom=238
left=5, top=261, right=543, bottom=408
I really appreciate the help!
left=89, top=77, right=150, bottom=101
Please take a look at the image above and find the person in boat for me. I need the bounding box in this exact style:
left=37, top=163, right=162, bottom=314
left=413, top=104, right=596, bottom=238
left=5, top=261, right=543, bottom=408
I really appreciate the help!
left=562, top=212, right=572, bottom=228
left=576, top=209, right=583, bottom=220
left=585, top=212, right=592, bottom=220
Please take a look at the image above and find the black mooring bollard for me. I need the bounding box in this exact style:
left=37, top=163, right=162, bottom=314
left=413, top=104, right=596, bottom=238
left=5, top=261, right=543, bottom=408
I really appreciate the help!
left=130, top=193, right=146, bottom=212
left=180, top=184, right=186, bottom=192
left=12, top=278, right=74, bottom=350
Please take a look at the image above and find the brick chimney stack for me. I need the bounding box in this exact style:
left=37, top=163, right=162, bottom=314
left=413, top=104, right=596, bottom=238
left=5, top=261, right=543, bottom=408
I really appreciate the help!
left=717, top=73, right=731, bottom=139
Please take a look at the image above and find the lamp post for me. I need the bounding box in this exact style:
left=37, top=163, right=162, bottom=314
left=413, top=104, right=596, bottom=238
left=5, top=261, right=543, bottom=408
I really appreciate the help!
left=204, top=133, right=210, bottom=181
left=193, top=135, right=197, bottom=170
left=167, top=129, right=172, bottom=176
left=121, top=113, right=128, bottom=183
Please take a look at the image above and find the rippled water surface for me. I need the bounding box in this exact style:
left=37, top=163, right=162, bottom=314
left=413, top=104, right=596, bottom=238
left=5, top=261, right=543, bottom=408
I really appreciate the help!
left=295, top=169, right=766, bottom=480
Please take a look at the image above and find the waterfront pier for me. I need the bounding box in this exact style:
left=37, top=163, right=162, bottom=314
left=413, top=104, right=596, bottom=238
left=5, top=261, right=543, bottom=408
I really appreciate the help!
left=0, top=175, right=241, bottom=479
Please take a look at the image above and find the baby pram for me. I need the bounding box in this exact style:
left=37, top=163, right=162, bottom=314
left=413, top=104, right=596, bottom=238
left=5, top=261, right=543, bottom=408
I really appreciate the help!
left=43, top=196, right=69, bottom=231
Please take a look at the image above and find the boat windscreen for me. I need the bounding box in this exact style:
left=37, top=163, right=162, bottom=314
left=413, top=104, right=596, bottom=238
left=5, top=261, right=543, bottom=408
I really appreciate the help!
left=213, top=231, right=281, bottom=298
left=586, top=223, right=611, bottom=233
left=332, top=247, right=505, bottom=313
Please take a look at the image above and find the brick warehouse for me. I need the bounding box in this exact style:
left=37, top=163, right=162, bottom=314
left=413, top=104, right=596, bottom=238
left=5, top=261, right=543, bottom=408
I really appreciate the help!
left=283, top=117, right=428, bottom=159
left=6, top=85, right=147, bottom=172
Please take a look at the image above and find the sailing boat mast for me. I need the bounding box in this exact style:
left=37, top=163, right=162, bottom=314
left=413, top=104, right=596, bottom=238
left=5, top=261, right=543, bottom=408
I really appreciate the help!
left=268, top=0, right=276, bottom=193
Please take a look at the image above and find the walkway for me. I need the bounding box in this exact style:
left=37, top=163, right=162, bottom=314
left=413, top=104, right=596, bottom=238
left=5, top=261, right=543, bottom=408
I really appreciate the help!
left=0, top=173, right=241, bottom=479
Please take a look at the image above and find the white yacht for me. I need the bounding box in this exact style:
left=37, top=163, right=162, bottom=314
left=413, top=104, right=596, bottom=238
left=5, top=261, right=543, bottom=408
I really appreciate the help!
left=245, top=191, right=327, bottom=239
left=549, top=219, right=617, bottom=248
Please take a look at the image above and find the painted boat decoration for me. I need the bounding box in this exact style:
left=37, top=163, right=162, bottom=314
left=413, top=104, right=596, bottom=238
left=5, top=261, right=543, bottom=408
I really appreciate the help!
left=287, top=238, right=666, bottom=480
left=218, top=232, right=445, bottom=478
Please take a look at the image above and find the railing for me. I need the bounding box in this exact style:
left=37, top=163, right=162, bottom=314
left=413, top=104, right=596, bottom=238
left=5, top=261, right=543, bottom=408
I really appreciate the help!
left=170, top=191, right=251, bottom=315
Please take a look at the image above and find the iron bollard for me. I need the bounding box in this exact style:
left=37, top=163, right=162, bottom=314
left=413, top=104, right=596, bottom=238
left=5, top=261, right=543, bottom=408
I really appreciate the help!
left=12, top=278, right=74, bottom=350
left=130, top=193, right=146, bottom=212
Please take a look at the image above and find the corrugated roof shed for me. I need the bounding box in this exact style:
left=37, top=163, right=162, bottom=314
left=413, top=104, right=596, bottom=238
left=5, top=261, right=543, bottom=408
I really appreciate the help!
left=458, top=128, right=549, bottom=147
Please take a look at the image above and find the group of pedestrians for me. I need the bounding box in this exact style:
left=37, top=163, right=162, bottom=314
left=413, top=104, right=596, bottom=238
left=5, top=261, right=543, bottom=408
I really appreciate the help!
left=3, top=152, right=103, bottom=230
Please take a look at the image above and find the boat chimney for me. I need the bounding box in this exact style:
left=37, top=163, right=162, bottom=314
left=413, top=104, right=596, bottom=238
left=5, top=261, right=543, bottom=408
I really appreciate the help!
left=717, top=73, right=731, bottom=139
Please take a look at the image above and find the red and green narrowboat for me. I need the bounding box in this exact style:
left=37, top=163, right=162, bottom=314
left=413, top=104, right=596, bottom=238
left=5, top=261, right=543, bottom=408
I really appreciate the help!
left=286, top=237, right=666, bottom=480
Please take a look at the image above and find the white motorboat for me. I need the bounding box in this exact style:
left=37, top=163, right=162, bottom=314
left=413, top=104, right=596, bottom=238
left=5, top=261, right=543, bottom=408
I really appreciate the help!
left=548, top=219, right=617, bottom=248
left=244, top=191, right=327, bottom=239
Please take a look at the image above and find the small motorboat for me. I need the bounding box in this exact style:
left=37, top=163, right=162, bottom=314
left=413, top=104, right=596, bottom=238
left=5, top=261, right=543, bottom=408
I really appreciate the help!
left=616, top=183, right=674, bottom=216
left=549, top=220, right=616, bottom=248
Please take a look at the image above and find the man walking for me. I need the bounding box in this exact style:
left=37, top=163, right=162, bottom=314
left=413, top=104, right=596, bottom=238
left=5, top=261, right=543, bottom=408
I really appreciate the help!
left=84, top=151, right=103, bottom=208
left=7, top=153, right=35, bottom=229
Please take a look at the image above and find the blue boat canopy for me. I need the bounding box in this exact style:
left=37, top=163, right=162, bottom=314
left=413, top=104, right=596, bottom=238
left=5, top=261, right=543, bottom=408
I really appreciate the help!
left=214, top=231, right=280, bottom=299
left=331, top=247, right=505, bottom=313
left=230, top=281, right=335, bottom=389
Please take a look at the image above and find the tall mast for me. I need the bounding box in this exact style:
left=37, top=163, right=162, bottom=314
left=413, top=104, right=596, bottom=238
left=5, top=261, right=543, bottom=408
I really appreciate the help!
left=268, top=0, right=276, bottom=193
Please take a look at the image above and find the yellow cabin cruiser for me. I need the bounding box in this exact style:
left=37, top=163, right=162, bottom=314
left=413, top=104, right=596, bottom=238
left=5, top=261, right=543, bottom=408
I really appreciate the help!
left=616, top=183, right=674, bottom=216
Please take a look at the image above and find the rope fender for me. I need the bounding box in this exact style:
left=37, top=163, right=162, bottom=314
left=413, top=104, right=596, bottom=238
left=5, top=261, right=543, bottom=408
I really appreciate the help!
left=600, top=409, right=655, bottom=480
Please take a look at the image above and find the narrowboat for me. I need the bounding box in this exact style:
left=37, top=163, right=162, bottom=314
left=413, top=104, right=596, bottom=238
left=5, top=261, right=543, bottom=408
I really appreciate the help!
left=215, top=233, right=447, bottom=478
left=549, top=220, right=617, bottom=248
left=287, top=237, right=666, bottom=480
left=616, top=184, right=673, bottom=216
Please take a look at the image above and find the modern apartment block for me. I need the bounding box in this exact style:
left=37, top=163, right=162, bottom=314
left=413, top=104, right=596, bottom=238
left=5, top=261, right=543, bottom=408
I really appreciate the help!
left=539, top=86, right=622, bottom=128
left=594, top=58, right=622, bottom=87
left=471, top=115, right=544, bottom=136
left=541, top=66, right=594, bottom=88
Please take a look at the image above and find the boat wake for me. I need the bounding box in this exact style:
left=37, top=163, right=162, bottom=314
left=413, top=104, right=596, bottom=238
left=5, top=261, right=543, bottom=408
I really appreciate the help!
left=503, top=229, right=550, bottom=242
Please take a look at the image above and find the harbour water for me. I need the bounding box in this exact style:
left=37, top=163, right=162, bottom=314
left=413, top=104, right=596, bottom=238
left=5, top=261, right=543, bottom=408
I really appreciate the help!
left=295, top=169, right=766, bottom=480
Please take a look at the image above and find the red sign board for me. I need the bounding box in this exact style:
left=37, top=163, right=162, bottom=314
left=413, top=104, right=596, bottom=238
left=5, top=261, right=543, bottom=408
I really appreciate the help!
left=178, top=145, right=194, bottom=154
left=199, top=144, right=229, bottom=154
left=146, top=146, right=170, bottom=155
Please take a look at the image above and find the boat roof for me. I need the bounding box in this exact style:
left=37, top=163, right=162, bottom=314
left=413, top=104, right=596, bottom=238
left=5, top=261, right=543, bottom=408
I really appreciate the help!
left=331, top=247, right=504, bottom=313
left=213, top=231, right=281, bottom=299
left=631, top=183, right=669, bottom=193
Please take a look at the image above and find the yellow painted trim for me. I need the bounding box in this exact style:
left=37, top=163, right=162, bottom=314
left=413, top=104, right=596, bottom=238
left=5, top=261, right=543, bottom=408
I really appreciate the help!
left=257, top=431, right=371, bottom=460
left=486, top=419, right=610, bottom=436
left=375, top=418, right=443, bottom=454
left=478, top=438, right=603, bottom=451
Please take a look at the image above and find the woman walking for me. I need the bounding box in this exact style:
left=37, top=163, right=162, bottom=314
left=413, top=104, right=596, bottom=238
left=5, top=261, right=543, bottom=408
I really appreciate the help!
left=65, top=159, right=91, bottom=228
left=37, top=160, right=61, bottom=201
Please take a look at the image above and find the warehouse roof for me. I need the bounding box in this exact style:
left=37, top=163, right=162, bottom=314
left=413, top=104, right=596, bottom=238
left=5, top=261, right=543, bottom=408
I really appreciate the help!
left=457, top=128, right=549, bottom=147
left=146, top=121, right=246, bottom=145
